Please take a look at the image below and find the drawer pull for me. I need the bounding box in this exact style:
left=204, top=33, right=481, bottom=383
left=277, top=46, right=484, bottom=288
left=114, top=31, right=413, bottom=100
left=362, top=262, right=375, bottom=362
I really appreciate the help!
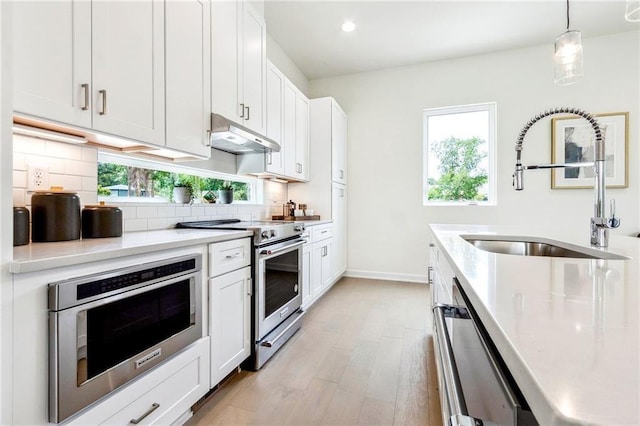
left=130, top=403, right=160, bottom=424
left=225, top=253, right=242, bottom=259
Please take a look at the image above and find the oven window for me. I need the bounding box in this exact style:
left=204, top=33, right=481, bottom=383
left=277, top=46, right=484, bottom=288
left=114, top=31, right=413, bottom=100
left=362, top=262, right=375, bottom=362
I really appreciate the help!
left=264, top=250, right=299, bottom=318
left=84, top=279, right=192, bottom=382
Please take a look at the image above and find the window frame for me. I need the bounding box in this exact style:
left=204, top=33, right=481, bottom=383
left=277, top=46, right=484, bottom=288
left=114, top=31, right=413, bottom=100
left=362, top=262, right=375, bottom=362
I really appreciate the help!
left=422, top=102, right=497, bottom=206
left=97, top=151, right=262, bottom=204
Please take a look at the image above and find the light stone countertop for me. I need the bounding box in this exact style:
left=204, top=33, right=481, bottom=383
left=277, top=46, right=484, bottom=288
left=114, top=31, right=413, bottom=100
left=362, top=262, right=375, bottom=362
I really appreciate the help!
left=11, top=229, right=253, bottom=274
left=429, top=224, right=639, bottom=426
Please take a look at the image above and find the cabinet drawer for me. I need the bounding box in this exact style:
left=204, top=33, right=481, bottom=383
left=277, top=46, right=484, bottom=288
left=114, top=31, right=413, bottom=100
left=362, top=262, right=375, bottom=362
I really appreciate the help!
left=68, top=338, right=210, bottom=425
left=209, top=238, right=251, bottom=277
left=311, top=224, right=332, bottom=243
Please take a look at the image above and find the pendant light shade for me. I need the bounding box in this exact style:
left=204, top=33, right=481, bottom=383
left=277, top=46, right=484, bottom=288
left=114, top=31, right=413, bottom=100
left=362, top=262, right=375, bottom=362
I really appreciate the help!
left=554, top=30, right=584, bottom=86
left=626, top=0, right=640, bottom=21
left=553, top=0, right=583, bottom=86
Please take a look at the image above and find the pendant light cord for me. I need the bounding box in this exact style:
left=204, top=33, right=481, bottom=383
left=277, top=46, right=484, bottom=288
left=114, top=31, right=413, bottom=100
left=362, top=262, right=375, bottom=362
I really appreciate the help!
left=566, top=0, right=570, bottom=30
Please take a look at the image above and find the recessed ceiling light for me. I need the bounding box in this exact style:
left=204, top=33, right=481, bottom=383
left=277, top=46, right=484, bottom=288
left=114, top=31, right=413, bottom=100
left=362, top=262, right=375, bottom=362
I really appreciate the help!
left=341, top=21, right=355, bottom=32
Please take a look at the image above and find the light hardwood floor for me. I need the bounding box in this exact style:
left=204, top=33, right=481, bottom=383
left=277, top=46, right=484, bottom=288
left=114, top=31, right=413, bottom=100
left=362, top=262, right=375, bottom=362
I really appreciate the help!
left=188, top=277, right=443, bottom=426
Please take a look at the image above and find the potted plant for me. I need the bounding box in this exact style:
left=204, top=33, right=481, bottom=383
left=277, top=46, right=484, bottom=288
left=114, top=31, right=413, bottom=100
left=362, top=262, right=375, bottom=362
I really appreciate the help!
left=173, top=181, right=193, bottom=204
left=217, top=181, right=234, bottom=204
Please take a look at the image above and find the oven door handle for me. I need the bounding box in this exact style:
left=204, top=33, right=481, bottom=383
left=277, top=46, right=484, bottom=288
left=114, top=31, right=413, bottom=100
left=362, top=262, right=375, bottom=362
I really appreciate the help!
left=433, top=304, right=501, bottom=426
left=259, top=239, right=305, bottom=257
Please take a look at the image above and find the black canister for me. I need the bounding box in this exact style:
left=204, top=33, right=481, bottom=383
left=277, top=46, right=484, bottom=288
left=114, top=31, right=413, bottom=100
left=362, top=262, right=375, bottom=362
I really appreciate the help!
left=31, top=190, right=81, bottom=242
left=13, top=207, right=30, bottom=246
left=82, top=202, right=123, bottom=238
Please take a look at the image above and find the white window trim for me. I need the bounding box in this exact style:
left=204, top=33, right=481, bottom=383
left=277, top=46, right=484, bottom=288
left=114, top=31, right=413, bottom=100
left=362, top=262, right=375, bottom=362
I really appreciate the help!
left=423, top=102, right=497, bottom=206
left=97, top=151, right=263, bottom=204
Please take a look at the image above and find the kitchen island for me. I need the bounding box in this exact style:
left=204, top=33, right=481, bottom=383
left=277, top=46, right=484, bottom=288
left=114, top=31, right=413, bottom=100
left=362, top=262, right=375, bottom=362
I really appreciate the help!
left=429, top=224, right=639, bottom=425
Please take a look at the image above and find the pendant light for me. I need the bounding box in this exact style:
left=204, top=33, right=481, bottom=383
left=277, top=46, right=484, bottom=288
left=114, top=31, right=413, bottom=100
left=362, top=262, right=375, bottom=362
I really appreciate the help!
left=554, top=0, right=583, bottom=86
left=626, top=0, right=640, bottom=21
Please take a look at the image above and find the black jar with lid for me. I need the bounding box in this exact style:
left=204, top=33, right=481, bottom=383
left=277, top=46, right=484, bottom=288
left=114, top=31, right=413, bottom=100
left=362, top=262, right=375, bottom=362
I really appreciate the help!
left=82, top=202, right=123, bottom=238
left=13, top=207, right=30, bottom=246
left=31, top=190, right=81, bottom=242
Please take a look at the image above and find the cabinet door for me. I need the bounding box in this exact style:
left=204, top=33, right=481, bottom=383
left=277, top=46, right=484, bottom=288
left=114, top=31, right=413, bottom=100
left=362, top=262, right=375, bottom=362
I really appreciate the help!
left=295, top=92, right=310, bottom=181
left=241, top=2, right=266, bottom=135
left=265, top=61, right=285, bottom=175
left=165, top=0, right=211, bottom=158
left=301, top=242, right=312, bottom=308
left=211, top=0, right=242, bottom=123
left=331, top=102, right=348, bottom=184
left=332, top=183, right=347, bottom=279
left=13, top=0, right=92, bottom=127
left=92, top=0, right=165, bottom=145
left=311, top=243, right=323, bottom=298
left=210, top=266, right=251, bottom=386
left=321, top=240, right=333, bottom=290
left=283, top=81, right=297, bottom=177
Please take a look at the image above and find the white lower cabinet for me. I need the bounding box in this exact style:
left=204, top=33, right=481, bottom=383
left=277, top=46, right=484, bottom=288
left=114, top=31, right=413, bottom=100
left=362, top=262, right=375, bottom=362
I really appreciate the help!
left=209, top=266, right=252, bottom=386
left=303, top=224, right=334, bottom=309
left=69, top=337, right=210, bottom=425
left=208, top=238, right=252, bottom=387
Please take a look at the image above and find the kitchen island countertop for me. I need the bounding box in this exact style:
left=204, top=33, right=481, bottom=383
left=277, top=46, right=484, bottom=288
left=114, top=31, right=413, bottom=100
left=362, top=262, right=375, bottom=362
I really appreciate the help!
left=11, top=228, right=253, bottom=274
left=429, top=224, right=639, bottom=426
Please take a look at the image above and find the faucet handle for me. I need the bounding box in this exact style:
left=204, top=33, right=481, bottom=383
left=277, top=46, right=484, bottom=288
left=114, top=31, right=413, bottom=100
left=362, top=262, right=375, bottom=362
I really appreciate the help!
left=608, top=199, right=621, bottom=228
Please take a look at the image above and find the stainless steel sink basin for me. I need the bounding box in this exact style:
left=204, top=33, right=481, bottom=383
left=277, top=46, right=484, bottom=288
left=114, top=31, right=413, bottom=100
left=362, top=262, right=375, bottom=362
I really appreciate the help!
left=461, top=235, right=628, bottom=260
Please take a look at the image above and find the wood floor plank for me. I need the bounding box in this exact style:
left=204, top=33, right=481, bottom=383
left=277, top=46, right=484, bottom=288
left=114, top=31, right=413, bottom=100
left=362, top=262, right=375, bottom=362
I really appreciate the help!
left=190, top=278, right=440, bottom=426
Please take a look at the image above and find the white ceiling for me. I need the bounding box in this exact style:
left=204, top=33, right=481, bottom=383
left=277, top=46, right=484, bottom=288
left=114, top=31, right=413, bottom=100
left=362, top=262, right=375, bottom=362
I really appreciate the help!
left=264, top=0, right=639, bottom=80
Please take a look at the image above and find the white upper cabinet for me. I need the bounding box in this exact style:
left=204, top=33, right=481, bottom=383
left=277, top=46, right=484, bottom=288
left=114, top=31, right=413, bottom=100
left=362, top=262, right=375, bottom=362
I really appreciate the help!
left=13, top=0, right=92, bottom=128
left=211, top=0, right=266, bottom=135
left=295, top=93, right=310, bottom=181
left=13, top=0, right=166, bottom=146
left=331, top=102, right=348, bottom=184
left=283, top=80, right=309, bottom=181
left=92, top=1, right=165, bottom=145
left=165, top=0, right=212, bottom=158
left=265, top=61, right=285, bottom=175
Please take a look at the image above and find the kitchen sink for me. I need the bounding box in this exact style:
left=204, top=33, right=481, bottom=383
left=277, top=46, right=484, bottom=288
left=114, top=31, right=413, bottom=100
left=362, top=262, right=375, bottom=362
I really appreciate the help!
left=461, top=235, right=628, bottom=260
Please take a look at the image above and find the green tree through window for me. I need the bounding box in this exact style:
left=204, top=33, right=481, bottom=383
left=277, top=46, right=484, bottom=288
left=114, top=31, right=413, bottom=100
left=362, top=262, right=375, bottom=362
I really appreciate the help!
left=427, top=136, right=488, bottom=201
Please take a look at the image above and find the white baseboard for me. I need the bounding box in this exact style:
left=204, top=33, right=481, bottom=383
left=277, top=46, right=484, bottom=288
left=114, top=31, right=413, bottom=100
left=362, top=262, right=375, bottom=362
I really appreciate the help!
left=344, top=269, right=428, bottom=284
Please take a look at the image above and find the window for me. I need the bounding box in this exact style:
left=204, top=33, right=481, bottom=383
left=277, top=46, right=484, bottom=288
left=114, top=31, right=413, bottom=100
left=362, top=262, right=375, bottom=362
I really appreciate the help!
left=97, top=152, right=259, bottom=204
left=423, top=102, right=496, bottom=205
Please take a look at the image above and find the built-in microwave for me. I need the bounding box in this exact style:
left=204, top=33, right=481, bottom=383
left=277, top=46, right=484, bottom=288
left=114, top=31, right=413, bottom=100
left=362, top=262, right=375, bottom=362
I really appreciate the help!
left=48, top=254, right=203, bottom=423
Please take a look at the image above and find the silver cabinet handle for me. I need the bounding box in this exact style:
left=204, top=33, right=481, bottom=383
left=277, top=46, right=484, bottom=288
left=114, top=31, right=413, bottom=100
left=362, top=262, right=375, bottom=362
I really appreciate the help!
left=81, top=84, right=89, bottom=111
left=339, top=170, right=344, bottom=179
left=246, top=277, right=252, bottom=296
left=98, top=90, right=107, bottom=115
left=240, top=103, right=245, bottom=118
left=427, top=266, right=433, bottom=284
left=130, top=403, right=160, bottom=424
left=296, top=163, right=302, bottom=174
left=245, top=105, right=250, bottom=120
left=225, top=253, right=242, bottom=259
left=205, top=129, right=211, bottom=147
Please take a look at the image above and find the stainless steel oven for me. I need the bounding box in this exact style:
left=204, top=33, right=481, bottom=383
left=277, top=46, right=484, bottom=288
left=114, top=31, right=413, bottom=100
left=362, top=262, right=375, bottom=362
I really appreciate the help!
left=175, top=219, right=306, bottom=370
left=432, top=278, right=538, bottom=426
left=48, top=254, right=203, bottom=423
left=254, top=235, right=305, bottom=368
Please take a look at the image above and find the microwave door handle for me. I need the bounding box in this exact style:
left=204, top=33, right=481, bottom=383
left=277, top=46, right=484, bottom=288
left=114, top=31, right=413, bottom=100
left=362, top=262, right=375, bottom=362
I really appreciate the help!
left=433, top=305, right=501, bottom=426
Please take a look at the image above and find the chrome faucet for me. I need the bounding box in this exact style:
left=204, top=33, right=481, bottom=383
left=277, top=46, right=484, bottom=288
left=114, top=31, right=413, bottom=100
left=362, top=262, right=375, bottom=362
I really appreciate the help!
left=513, top=107, right=620, bottom=247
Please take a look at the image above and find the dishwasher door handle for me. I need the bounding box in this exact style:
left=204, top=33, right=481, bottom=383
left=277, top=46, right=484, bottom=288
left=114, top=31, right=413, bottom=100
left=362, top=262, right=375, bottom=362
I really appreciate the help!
left=433, top=304, right=501, bottom=426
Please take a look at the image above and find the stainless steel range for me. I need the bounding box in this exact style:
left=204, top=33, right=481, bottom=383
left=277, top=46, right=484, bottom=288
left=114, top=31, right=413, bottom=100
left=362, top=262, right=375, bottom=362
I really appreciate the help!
left=176, top=219, right=305, bottom=369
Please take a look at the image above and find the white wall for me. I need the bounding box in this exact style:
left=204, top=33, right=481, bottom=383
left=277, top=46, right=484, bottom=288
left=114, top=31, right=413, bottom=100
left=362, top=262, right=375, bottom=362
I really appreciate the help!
left=309, top=31, right=640, bottom=282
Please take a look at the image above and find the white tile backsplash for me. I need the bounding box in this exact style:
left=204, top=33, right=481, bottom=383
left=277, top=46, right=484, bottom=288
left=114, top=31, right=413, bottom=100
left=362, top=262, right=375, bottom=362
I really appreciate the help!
left=13, top=134, right=290, bottom=233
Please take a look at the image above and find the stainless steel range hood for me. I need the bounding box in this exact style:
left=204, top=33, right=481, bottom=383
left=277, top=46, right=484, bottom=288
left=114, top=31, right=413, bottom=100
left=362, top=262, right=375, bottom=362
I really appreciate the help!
left=210, top=113, right=281, bottom=154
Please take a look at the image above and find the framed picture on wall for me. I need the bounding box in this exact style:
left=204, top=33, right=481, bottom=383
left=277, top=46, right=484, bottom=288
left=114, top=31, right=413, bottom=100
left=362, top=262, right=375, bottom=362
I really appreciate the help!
left=551, top=112, right=629, bottom=189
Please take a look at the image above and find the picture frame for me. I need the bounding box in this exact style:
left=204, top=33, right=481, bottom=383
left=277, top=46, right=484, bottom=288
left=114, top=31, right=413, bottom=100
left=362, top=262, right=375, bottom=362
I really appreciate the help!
left=551, top=112, right=629, bottom=189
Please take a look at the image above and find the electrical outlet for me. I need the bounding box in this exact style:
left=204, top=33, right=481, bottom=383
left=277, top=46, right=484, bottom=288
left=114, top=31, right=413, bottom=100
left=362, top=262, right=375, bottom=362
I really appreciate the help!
left=27, top=164, right=50, bottom=191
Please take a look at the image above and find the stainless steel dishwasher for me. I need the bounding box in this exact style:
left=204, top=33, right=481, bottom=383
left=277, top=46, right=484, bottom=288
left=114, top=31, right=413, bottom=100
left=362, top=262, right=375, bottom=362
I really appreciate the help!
left=432, top=277, right=538, bottom=426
